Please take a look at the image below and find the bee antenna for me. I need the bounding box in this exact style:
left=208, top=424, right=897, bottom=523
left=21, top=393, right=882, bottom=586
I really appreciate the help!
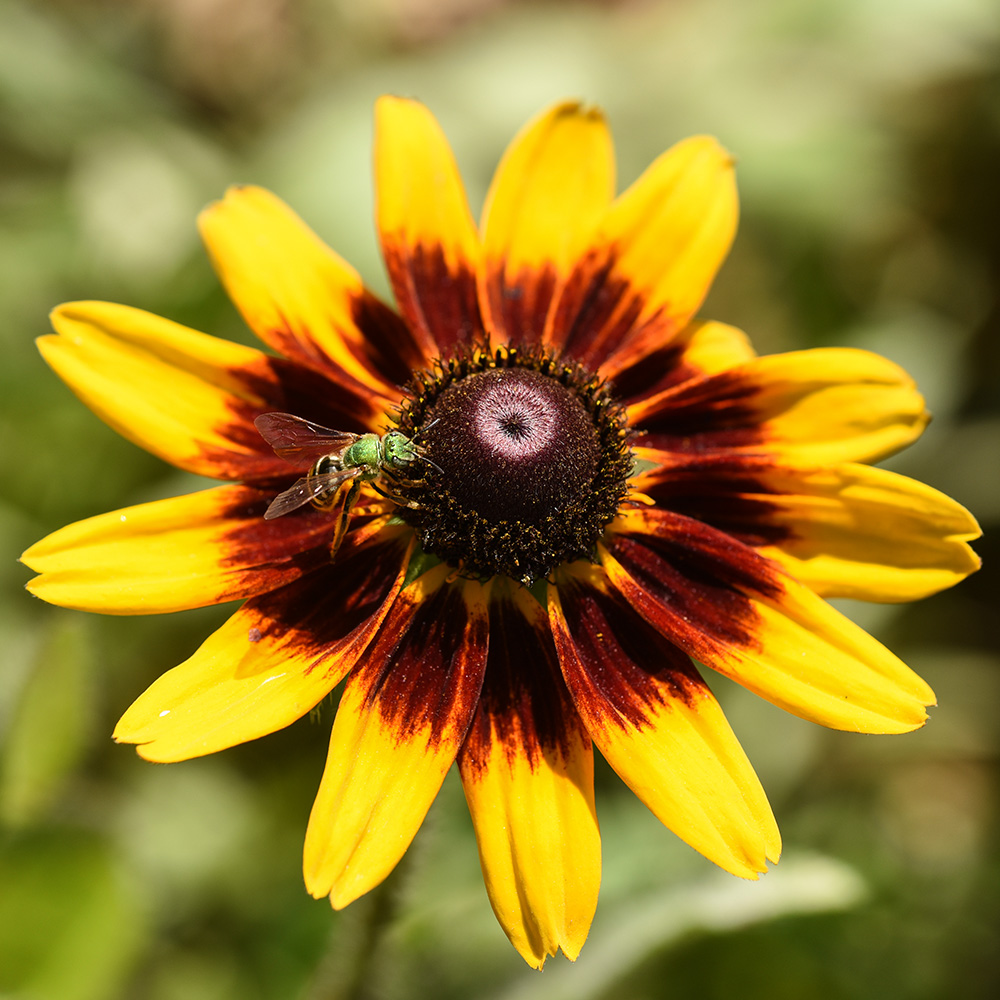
left=412, top=418, right=440, bottom=444
left=417, top=454, right=444, bottom=474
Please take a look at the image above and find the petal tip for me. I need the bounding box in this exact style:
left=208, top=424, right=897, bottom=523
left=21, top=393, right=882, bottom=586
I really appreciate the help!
left=374, top=93, right=423, bottom=122
left=197, top=184, right=267, bottom=230
left=681, top=133, right=735, bottom=165
left=48, top=303, right=73, bottom=324
left=548, top=97, right=604, bottom=122
left=326, top=880, right=365, bottom=911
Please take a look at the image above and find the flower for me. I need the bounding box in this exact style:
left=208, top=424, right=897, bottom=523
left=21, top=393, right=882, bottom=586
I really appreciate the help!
left=23, top=98, right=980, bottom=967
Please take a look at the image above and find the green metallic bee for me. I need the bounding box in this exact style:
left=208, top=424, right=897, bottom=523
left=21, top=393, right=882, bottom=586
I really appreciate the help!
left=254, top=412, right=418, bottom=522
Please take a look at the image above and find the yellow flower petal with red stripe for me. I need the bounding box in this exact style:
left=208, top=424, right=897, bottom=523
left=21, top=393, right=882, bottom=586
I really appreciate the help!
left=304, top=569, right=489, bottom=908
left=632, top=348, right=928, bottom=465
left=549, top=571, right=779, bottom=879
left=113, top=532, right=411, bottom=762
left=459, top=583, right=599, bottom=967
left=611, top=319, right=758, bottom=409
left=199, top=186, right=419, bottom=398
left=675, top=319, right=756, bottom=376
left=638, top=457, right=980, bottom=603
left=375, top=96, right=484, bottom=357
left=43, top=301, right=297, bottom=479
left=479, top=101, right=614, bottom=348
left=752, top=463, right=981, bottom=601
left=22, top=485, right=343, bottom=614
left=603, top=508, right=935, bottom=733
left=548, top=136, right=737, bottom=371
left=43, top=300, right=383, bottom=478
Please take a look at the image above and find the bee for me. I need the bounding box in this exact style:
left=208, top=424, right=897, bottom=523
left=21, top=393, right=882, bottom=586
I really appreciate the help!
left=254, top=412, right=420, bottom=524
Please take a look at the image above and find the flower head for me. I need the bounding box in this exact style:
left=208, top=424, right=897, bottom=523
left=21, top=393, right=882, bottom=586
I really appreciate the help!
left=23, top=98, right=980, bottom=967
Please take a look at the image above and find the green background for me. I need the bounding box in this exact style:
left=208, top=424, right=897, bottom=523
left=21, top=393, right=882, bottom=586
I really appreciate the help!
left=1, top=1, right=997, bottom=997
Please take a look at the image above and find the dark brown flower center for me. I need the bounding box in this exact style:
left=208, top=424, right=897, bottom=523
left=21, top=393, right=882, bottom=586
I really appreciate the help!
left=390, top=347, right=632, bottom=585
left=423, top=367, right=601, bottom=523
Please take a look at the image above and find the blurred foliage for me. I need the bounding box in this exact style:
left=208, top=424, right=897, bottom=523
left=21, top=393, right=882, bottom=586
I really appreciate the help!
left=2, top=0, right=999, bottom=997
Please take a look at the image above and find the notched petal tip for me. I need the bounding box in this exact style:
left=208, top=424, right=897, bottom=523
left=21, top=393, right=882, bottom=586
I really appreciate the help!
left=196, top=182, right=269, bottom=228
left=548, top=97, right=605, bottom=122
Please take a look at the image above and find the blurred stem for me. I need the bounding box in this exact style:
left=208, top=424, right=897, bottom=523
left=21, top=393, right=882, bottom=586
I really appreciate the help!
left=306, top=853, right=410, bottom=1000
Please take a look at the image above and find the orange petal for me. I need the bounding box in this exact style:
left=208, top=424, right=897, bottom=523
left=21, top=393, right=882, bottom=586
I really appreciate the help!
left=459, top=581, right=599, bottom=967
left=303, top=568, right=489, bottom=908
left=479, top=101, right=614, bottom=348
left=374, top=96, right=485, bottom=357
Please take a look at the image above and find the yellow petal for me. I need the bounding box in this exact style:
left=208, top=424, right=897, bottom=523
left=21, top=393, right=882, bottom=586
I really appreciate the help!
left=753, top=463, right=982, bottom=601
left=304, top=570, right=489, bottom=908
left=44, top=301, right=315, bottom=479
left=603, top=509, right=936, bottom=734
left=632, top=348, right=929, bottom=465
left=677, top=319, right=757, bottom=375
left=479, top=101, right=614, bottom=347
left=549, top=573, right=779, bottom=878
left=22, top=485, right=340, bottom=614
left=113, top=532, right=411, bottom=762
left=459, top=583, right=599, bottom=967
left=550, top=136, right=737, bottom=370
left=199, top=185, right=417, bottom=399
left=610, top=319, right=758, bottom=408
left=374, top=96, right=484, bottom=356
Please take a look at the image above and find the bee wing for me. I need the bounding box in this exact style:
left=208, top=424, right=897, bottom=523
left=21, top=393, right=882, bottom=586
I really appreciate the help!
left=255, top=412, right=359, bottom=464
left=263, top=468, right=361, bottom=520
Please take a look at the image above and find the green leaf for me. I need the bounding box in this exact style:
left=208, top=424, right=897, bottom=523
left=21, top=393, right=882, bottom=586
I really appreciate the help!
left=0, top=829, right=145, bottom=1000
left=0, top=616, right=95, bottom=826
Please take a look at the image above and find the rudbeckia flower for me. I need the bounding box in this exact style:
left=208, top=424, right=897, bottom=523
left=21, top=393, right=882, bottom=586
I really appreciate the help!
left=23, top=98, right=980, bottom=967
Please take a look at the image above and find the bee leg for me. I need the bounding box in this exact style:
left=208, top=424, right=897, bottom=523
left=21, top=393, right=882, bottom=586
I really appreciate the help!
left=391, top=496, right=423, bottom=510
left=371, top=481, right=422, bottom=510
left=330, top=479, right=362, bottom=557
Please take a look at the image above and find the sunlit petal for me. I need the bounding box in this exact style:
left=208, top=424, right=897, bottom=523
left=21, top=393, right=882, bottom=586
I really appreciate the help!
left=43, top=301, right=383, bottom=479
left=549, top=136, right=737, bottom=372
left=752, top=463, right=980, bottom=600
left=631, top=348, right=928, bottom=465
left=459, top=582, right=599, bottom=967
left=550, top=570, right=779, bottom=878
left=479, top=101, right=614, bottom=349
left=113, top=531, right=411, bottom=762
left=611, top=319, right=757, bottom=405
left=304, top=569, right=489, bottom=908
left=22, top=485, right=347, bottom=613
left=602, top=508, right=935, bottom=733
left=375, top=96, right=484, bottom=357
left=200, top=185, right=421, bottom=397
